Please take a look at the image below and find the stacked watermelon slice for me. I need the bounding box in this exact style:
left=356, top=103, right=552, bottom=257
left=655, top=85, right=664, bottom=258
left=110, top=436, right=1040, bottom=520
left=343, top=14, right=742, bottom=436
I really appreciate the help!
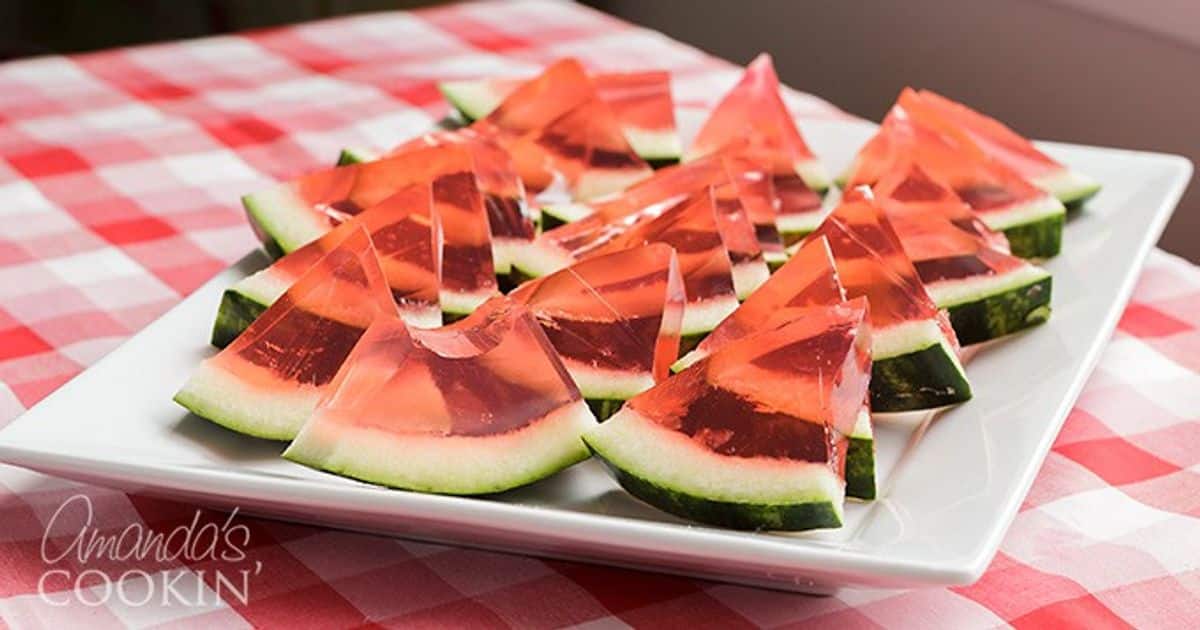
left=175, top=53, right=1096, bottom=531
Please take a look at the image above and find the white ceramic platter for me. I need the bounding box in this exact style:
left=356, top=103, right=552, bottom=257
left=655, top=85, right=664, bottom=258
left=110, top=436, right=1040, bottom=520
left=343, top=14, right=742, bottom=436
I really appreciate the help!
left=0, top=116, right=1190, bottom=593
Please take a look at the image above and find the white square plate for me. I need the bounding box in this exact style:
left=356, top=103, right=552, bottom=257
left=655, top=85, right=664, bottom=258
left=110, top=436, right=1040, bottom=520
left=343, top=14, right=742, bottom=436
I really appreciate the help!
left=0, top=117, right=1190, bottom=593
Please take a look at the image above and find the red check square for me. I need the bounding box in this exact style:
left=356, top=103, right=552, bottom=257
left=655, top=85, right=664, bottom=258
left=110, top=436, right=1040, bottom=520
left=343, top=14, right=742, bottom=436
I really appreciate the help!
left=8, top=147, right=90, bottom=178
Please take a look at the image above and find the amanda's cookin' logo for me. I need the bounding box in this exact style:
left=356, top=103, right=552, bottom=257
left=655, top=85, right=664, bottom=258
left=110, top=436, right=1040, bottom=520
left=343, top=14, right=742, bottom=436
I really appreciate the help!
left=39, top=494, right=262, bottom=607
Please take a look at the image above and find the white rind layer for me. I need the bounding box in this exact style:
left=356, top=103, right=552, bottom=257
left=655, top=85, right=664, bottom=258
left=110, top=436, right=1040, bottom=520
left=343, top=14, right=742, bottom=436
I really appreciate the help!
left=976, top=194, right=1065, bottom=232
left=872, top=318, right=949, bottom=361
left=340, top=146, right=380, bottom=163
left=623, top=127, right=682, bottom=161
left=492, top=237, right=534, bottom=275
left=925, top=264, right=1050, bottom=310
left=511, top=243, right=574, bottom=279
left=232, top=270, right=290, bottom=308
left=243, top=186, right=327, bottom=254
left=775, top=207, right=828, bottom=236
left=565, top=360, right=656, bottom=401
left=440, top=288, right=496, bottom=316
left=174, top=359, right=321, bottom=441
left=439, top=80, right=502, bottom=120
left=585, top=407, right=844, bottom=513
left=1031, top=168, right=1100, bottom=203
left=795, top=158, right=832, bottom=193
left=732, top=260, right=770, bottom=301
left=682, top=294, right=740, bottom=337
left=670, top=347, right=707, bottom=373
left=541, top=203, right=596, bottom=225
left=851, top=408, right=872, bottom=440
left=284, top=399, right=597, bottom=494
left=575, top=169, right=653, bottom=201
left=764, top=249, right=789, bottom=267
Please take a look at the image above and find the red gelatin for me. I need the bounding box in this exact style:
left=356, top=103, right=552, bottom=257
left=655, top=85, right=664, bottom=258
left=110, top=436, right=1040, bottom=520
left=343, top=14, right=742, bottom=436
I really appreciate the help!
left=683, top=235, right=844, bottom=368
left=511, top=244, right=686, bottom=400
left=629, top=297, right=871, bottom=460
left=474, top=59, right=652, bottom=201
left=593, top=189, right=740, bottom=336
left=428, top=170, right=498, bottom=316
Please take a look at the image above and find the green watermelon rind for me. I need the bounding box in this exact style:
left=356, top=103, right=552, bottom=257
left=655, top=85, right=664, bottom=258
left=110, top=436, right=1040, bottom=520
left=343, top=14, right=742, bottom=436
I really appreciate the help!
left=928, top=266, right=1053, bottom=346
left=174, top=360, right=321, bottom=441
left=1032, top=168, right=1101, bottom=208
left=243, top=187, right=328, bottom=259
left=976, top=195, right=1065, bottom=259
left=283, top=399, right=597, bottom=495
left=795, top=158, right=832, bottom=195
left=211, top=289, right=269, bottom=349
left=845, top=409, right=876, bottom=501
left=731, top=260, right=771, bottom=302
left=337, top=146, right=378, bottom=166
left=870, top=320, right=972, bottom=412
left=438, top=80, right=684, bottom=163
left=583, top=408, right=845, bottom=531
left=539, top=203, right=595, bottom=230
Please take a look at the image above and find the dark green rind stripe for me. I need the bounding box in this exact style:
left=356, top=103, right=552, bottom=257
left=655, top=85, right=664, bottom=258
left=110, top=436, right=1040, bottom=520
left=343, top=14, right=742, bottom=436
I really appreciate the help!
left=945, top=276, right=1052, bottom=346
left=336, top=149, right=365, bottom=166
left=586, top=398, right=626, bottom=421
left=845, top=435, right=876, bottom=501
left=211, top=290, right=267, bottom=349
left=646, top=157, right=681, bottom=170
left=871, top=343, right=972, bottom=412
left=587, top=450, right=842, bottom=531
left=1001, top=213, right=1063, bottom=259
left=539, top=210, right=571, bottom=232
left=678, top=331, right=709, bottom=356
left=780, top=229, right=814, bottom=248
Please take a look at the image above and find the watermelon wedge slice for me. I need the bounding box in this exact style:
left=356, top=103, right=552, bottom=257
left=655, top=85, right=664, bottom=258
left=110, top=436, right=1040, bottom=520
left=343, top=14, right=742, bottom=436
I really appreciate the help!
left=242, top=144, right=473, bottom=258
left=396, top=129, right=536, bottom=277
left=875, top=164, right=1052, bottom=345
left=674, top=235, right=845, bottom=371
left=472, top=59, right=653, bottom=203
left=440, top=70, right=682, bottom=166
left=212, top=184, right=442, bottom=348
left=592, top=189, right=741, bottom=349
left=917, top=89, right=1100, bottom=208
left=845, top=90, right=1067, bottom=258
left=175, top=225, right=399, bottom=440
left=584, top=297, right=872, bottom=530
left=431, top=170, right=498, bottom=318
left=540, top=150, right=787, bottom=266
left=510, top=244, right=686, bottom=419
left=283, top=297, right=598, bottom=495
left=809, top=188, right=972, bottom=412
left=687, top=53, right=829, bottom=241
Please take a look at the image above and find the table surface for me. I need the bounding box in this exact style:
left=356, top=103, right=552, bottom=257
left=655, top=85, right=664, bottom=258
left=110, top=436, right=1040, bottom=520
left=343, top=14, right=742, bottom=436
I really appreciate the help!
left=0, top=1, right=1196, bottom=627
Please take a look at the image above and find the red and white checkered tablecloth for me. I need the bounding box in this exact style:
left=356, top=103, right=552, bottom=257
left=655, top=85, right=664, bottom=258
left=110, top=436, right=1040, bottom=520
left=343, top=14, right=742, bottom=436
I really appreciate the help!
left=0, top=1, right=1196, bottom=627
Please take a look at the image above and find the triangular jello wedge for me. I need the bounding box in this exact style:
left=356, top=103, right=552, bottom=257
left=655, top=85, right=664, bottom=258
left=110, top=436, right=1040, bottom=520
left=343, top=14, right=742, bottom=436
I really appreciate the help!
left=687, top=53, right=828, bottom=242
left=543, top=150, right=787, bottom=268
left=713, top=178, right=770, bottom=298
left=175, top=225, right=398, bottom=440
left=593, top=189, right=742, bottom=351
left=396, top=129, right=536, bottom=279
left=242, top=144, right=476, bottom=257
left=584, top=297, right=872, bottom=531
left=845, top=90, right=1066, bottom=258
left=808, top=188, right=971, bottom=412
left=212, top=185, right=442, bottom=348
left=875, top=164, right=1052, bottom=345
left=430, top=168, right=499, bottom=319
left=473, top=59, right=652, bottom=203
left=917, top=89, right=1099, bottom=208
left=674, top=235, right=844, bottom=371
left=284, top=297, right=598, bottom=495
left=511, top=244, right=686, bottom=420
left=441, top=70, right=681, bottom=166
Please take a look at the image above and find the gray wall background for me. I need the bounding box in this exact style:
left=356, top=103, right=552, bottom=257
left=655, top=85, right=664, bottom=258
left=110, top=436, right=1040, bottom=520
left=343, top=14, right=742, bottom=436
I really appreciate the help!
left=587, top=0, right=1200, bottom=262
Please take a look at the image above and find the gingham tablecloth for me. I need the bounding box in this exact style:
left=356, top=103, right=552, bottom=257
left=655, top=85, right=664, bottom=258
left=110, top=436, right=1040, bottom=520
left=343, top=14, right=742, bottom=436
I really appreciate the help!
left=0, top=1, right=1196, bottom=627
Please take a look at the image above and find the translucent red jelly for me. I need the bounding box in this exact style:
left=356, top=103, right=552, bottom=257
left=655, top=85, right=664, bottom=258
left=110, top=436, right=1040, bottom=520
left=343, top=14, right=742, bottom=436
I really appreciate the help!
left=628, top=298, right=871, bottom=462
left=917, top=89, right=1062, bottom=180
left=510, top=244, right=686, bottom=380
left=355, top=184, right=441, bottom=320
left=688, top=53, right=824, bottom=226
left=473, top=58, right=651, bottom=201
left=874, top=161, right=1010, bottom=252
left=591, top=71, right=677, bottom=139
left=396, top=128, right=535, bottom=243
left=429, top=170, right=497, bottom=307
left=315, top=298, right=582, bottom=437
left=806, top=189, right=951, bottom=338
left=695, top=236, right=845, bottom=359
left=224, top=225, right=397, bottom=386
left=845, top=89, right=1048, bottom=218
left=594, top=190, right=736, bottom=310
